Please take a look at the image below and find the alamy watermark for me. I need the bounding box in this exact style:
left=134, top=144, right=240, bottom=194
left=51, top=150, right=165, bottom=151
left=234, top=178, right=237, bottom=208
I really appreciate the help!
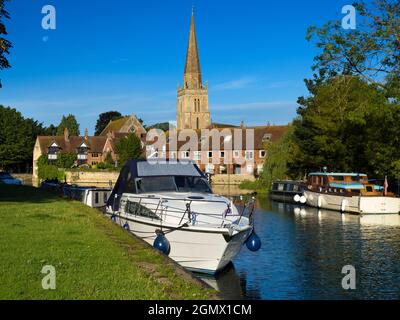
left=41, top=265, right=56, bottom=290
left=342, top=5, right=356, bottom=30
left=341, top=265, right=356, bottom=290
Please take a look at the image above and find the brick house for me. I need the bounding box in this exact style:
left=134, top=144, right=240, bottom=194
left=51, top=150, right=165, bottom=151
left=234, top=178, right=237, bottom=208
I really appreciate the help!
left=146, top=125, right=287, bottom=177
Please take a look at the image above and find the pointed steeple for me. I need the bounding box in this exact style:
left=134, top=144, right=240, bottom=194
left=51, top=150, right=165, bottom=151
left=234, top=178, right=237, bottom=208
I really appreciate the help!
left=184, top=10, right=202, bottom=89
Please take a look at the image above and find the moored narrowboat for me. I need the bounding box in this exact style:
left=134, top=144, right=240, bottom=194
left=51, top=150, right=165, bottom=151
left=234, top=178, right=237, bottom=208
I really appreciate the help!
left=269, top=180, right=306, bottom=204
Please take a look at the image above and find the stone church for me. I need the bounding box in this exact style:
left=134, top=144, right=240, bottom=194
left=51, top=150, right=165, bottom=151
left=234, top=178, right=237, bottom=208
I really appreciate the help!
left=176, top=12, right=211, bottom=130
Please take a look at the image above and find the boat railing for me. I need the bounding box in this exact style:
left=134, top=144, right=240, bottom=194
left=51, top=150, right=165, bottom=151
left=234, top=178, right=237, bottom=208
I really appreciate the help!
left=113, top=194, right=255, bottom=228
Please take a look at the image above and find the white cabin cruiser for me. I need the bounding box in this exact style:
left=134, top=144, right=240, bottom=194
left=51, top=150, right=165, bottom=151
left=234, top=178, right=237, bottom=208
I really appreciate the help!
left=106, top=160, right=260, bottom=274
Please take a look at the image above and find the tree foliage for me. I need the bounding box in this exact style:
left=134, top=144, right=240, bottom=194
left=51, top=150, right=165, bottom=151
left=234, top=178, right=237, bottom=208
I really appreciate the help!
left=115, top=133, right=143, bottom=166
left=56, top=153, right=76, bottom=168
left=290, top=76, right=400, bottom=179
left=37, top=155, right=65, bottom=181
left=0, top=0, right=12, bottom=88
left=259, top=126, right=300, bottom=188
left=94, top=111, right=122, bottom=136
left=145, top=122, right=170, bottom=132
left=306, top=0, right=400, bottom=101
left=0, top=106, right=44, bottom=168
left=56, top=114, right=80, bottom=136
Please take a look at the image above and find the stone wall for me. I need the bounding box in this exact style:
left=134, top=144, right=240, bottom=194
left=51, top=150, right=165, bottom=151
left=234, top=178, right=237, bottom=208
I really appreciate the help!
left=211, top=174, right=255, bottom=185
left=58, top=171, right=254, bottom=188
left=65, top=170, right=119, bottom=187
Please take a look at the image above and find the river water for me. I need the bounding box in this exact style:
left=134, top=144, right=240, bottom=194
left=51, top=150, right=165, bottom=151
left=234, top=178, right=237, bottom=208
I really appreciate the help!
left=197, top=195, right=400, bottom=300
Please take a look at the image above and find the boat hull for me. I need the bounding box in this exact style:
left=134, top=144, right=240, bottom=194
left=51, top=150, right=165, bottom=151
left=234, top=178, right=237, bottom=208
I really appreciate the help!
left=304, top=190, right=400, bottom=214
left=107, top=212, right=253, bottom=274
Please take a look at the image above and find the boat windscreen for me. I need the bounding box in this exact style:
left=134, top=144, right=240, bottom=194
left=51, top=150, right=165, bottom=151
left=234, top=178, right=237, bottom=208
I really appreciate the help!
left=136, top=176, right=212, bottom=194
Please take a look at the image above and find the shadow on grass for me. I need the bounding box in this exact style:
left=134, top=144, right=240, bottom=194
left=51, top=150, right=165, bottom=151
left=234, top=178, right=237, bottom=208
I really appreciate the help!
left=0, top=184, right=61, bottom=204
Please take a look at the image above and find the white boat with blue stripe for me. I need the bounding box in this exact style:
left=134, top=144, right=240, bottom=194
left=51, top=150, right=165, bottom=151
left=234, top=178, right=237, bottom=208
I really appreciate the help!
left=303, top=172, right=400, bottom=214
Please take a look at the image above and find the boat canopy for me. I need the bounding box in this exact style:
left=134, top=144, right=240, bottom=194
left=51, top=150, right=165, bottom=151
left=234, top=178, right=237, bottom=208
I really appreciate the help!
left=329, top=182, right=365, bottom=189
left=107, top=160, right=205, bottom=209
left=309, top=172, right=367, bottom=177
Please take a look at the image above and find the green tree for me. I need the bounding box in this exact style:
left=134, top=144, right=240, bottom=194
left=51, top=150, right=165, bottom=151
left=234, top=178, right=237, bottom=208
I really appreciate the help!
left=0, top=0, right=12, bottom=88
left=43, top=124, right=58, bottom=136
left=37, top=155, right=65, bottom=181
left=259, top=126, right=299, bottom=189
left=145, top=122, right=170, bottom=132
left=306, top=0, right=400, bottom=100
left=94, top=111, right=122, bottom=136
left=104, top=152, right=114, bottom=166
left=291, top=76, right=399, bottom=178
left=0, top=106, right=45, bottom=169
left=115, top=133, right=143, bottom=166
left=56, top=114, right=80, bottom=136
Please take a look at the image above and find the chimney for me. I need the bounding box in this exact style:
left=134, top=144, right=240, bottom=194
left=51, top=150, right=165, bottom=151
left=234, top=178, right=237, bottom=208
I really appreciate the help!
left=84, top=128, right=88, bottom=140
left=64, top=127, right=70, bottom=142
left=240, top=121, right=245, bottom=129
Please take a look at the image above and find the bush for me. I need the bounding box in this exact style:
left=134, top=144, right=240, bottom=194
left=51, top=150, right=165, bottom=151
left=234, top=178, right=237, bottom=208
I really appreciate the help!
left=37, top=155, right=66, bottom=181
left=56, top=153, right=76, bottom=168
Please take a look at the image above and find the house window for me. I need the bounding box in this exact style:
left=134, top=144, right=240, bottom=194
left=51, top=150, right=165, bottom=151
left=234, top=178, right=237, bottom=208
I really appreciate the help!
left=170, top=151, right=176, bottom=159
left=181, top=151, right=190, bottom=159
left=220, top=151, right=225, bottom=158
left=259, top=150, right=266, bottom=158
left=233, top=150, right=240, bottom=158
left=208, top=151, right=213, bottom=158
left=92, top=153, right=99, bottom=158
left=245, top=150, right=254, bottom=160
left=193, top=151, right=201, bottom=161
left=48, top=143, right=59, bottom=161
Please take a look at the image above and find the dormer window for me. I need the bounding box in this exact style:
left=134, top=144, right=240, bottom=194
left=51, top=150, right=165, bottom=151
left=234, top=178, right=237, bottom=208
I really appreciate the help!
left=48, top=143, right=59, bottom=161
left=262, top=133, right=272, bottom=143
left=77, top=143, right=88, bottom=163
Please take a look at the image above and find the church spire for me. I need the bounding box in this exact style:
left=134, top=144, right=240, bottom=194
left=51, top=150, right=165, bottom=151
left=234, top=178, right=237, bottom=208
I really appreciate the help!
left=184, top=10, right=202, bottom=89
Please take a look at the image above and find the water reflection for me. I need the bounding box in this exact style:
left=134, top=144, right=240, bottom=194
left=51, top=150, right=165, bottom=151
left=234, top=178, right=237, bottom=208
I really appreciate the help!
left=196, top=195, right=400, bottom=300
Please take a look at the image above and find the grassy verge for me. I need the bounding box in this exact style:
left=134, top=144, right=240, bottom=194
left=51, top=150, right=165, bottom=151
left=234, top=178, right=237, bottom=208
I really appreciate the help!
left=0, top=185, right=217, bottom=300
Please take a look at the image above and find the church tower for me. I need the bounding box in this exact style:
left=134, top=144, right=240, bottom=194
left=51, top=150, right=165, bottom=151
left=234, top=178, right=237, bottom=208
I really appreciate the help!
left=177, top=11, right=211, bottom=130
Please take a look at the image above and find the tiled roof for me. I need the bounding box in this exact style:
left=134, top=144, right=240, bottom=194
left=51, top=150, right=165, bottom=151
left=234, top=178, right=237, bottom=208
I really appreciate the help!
left=36, top=134, right=128, bottom=154
left=99, top=117, right=129, bottom=136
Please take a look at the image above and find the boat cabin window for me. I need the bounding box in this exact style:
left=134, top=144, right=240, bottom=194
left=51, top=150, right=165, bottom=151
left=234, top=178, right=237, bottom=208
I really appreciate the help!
left=366, top=186, right=373, bottom=192
left=293, top=185, right=299, bottom=192
left=95, top=192, right=99, bottom=204
left=272, top=183, right=278, bottom=191
left=278, top=183, right=284, bottom=191
left=135, top=176, right=212, bottom=194
left=350, top=189, right=360, bottom=194
left=334, top=176, right=345, bottom=181
left=125, top=200, right=160, bottom=220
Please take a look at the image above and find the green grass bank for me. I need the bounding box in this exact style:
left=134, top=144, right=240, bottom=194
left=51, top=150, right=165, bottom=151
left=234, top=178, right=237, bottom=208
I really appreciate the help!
left=0, top=185, right=216, bottom=299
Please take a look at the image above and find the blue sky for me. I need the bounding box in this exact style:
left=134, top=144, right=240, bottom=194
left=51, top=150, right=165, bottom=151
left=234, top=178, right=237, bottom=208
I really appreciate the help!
left=0, top=0, right=354, bottom=134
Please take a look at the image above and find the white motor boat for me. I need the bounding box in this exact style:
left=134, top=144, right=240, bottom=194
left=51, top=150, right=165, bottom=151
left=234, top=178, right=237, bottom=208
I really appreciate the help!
left=106, top=160, right=260, bottom=274
left=301, top=172, right=400, bottom=214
